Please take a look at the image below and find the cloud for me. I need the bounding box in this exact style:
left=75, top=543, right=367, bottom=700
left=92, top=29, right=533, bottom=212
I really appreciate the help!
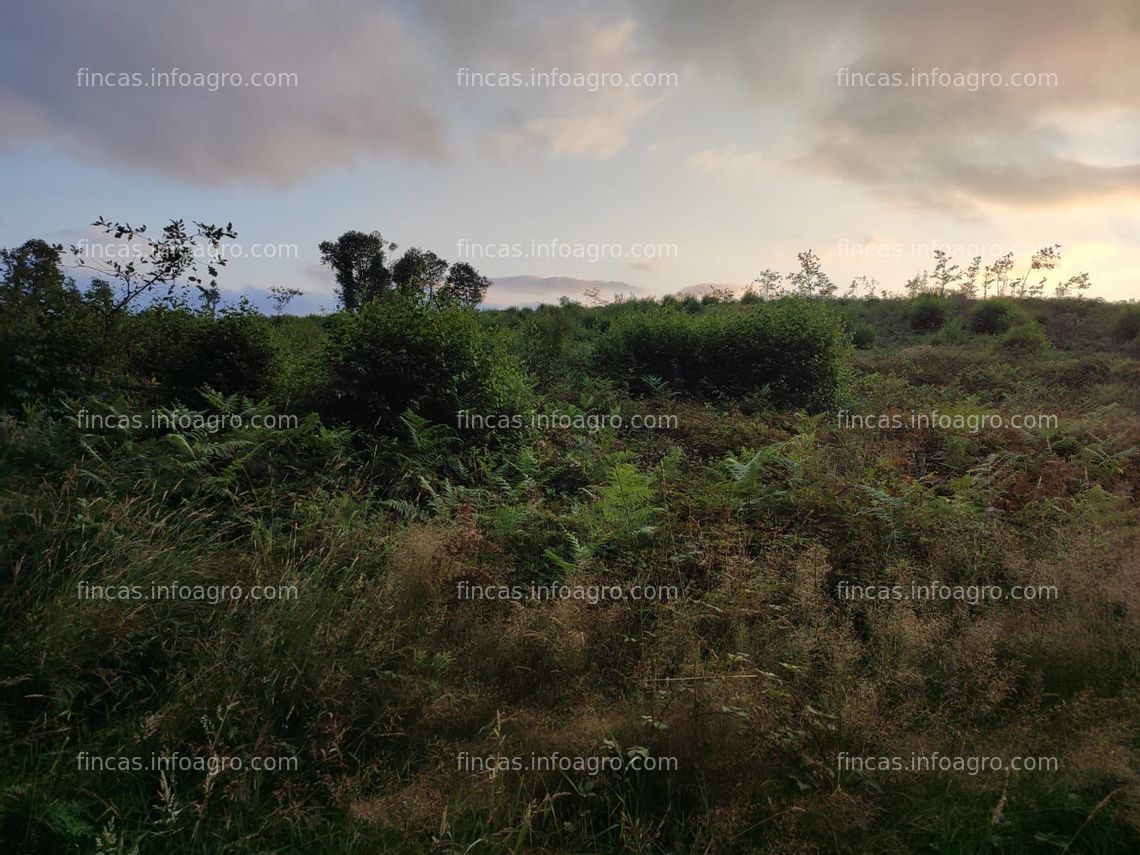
left=487, top=275, right=644, bottom=306
left=5, top=0, right=1138, bottom=213
left=688, top=144, right=765, bottom=175
left=468, top=16, right=673, bottom=160
left=0, top=1, right=447, bottom=185
left=0, top=1, right=677, bottom=182
left=632, top=0, right=1140, bottom=212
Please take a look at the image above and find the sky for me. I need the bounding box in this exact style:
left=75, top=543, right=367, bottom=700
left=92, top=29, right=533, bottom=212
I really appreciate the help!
left=1, top=0, right=1138, bottom=310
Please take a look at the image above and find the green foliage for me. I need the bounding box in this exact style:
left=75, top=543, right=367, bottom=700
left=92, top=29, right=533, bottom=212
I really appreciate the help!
left=511, top=301, right=595, bottom=389
left=970, top=297, right=1022, bottom=334
left=0, top=240, right=101, bottom=408
left=129, top=305, right=275, bottom=402
left=932, top=315, right=969, bottom=345
left=595, top=298, right=847, bottom=409
left=4, top=239, right=1140, bottom=855
left=1000, top=320, right=1050, bottom=353
left=320, top=296, right=531, bottom=433
left=318, top=229, right=397, bottom=311
left=268, top=285, right=303, bottom=315
left=585, top=461, right=661, bottom=550
left=909, top=292, right=949, bottom=331
left=438, top=261, right=491, bottom=307
left=851, top=323, right=877, bottom=349
left=1111, top=304, right=1140, bottom=343
left=176, top=305, right=274, bottom=399
left=71, top=217, right=238, bottom=320
left=392, top=247, right=448, bottom=299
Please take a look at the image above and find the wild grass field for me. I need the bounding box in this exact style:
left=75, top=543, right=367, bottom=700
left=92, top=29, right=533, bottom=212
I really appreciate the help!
left=1, top=236, right=1139, bottom=853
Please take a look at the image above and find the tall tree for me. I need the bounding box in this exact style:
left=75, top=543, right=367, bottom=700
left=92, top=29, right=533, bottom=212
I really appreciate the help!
left=392, top=247, right=448, bottom=300
left=318, top=230, right=396, bottom=311
left=788, top=250, right=835, bottom=298
left=438, top=262, right=491, bottom=307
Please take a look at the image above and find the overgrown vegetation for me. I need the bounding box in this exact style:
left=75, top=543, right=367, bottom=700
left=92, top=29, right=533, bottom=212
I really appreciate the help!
left=2, top=225, right=1138, bottom=853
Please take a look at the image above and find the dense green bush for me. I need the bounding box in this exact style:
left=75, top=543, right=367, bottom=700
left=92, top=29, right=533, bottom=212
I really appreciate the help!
left=909, top=293, right=949, bottom=332
left=130, top=306, right=275, bottom=402
left=1111, top=304, right=1140, bottom=343
left=970, top=297, right=1021, bottom=334
left=1000, top=320, right=1049, bottom=353
left=512, top=302, right=595, bottom=389
left=851, top=324, right=877, bottom=349
left=0, top=240, right=104, bottom=409
left=932, top=316, right=969, bottom=345
left=185, top=308, right=275, bottom=398
left=596, top=298, right=847, bottom=409
left=679, top=295, right=702, bottom=314
left=320, top=296, right=531, bottom=433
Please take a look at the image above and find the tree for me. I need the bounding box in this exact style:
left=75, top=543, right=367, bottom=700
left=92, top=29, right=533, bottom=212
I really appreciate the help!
left=438, top=262, right=491, bottom=307
left=1016, top=244, right=1061, bottom=298
left=1055, top=272, right=1091, bottom=298
left=269, top=285, right=303, bottom=316
left=70, top=217, right=237, bottom=327
left=584, top=287, right=608, bottom=307
left=752, top=268, right=783, bottom=300
left=851, top=275, right=879, bottom=298
left=903, top=271, right=929, bottom=297
left=959, top=256, right=981, bottom=298
left=788, top=250, right=835, bottom=298
left=930, top=249, right=959, bottom=296
left=392, top=247, right=448, bottom=300
left=983, top=253, right=1015, bottom=298
left=318, top=230, right=397, bottom=311
left=1, top=239, right=67, bottom=295
left=1, top=240, right=94, bottom=406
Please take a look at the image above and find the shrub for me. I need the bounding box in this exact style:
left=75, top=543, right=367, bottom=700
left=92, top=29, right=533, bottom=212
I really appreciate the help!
left=1111, top=304, right=1140, bottom=343
left=970, top=298, right=1021, bottom=334
left=0, top=240, right=103, bottom=410
left=596, top=298, right=847, bottom=410
left=182, top=307, right=274, bottom=398
left=909, top=293, right=948, bottom=332
left=851, top=324, right=876, bottom=349
left=514, top=302, right=593, bottom=389
left=932, top=316, right=968, bottom=345
left=1000, top=320, right=1049, bottom=354
left=320, top=296, right=531, bottom=433
left=679, top=295, right=702, bottom=314
left=132, top=306, right=275, bottom=402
